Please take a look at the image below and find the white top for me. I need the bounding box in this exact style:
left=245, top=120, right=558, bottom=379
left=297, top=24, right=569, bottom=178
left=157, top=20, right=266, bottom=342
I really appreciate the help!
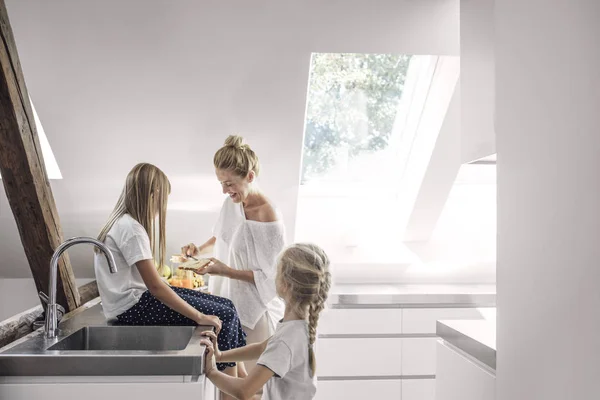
left=94, top=214, right=153, bottom=319
left=257, top=320, right=317, bottom=400
left=211, top=197, right=285, bottom=330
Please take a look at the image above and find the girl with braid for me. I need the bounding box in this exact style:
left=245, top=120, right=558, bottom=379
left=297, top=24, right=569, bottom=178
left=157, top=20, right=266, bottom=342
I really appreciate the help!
left=200, top=243, right=332, bottom=400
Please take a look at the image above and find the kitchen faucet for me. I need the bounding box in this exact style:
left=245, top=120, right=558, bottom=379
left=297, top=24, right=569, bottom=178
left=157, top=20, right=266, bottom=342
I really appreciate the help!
left=45, top=237, right=117, bottom=339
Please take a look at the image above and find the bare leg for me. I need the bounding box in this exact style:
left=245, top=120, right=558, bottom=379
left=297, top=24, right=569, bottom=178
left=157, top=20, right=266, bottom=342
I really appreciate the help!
left=238, top=361, right=248, bottom=378
left=242, top=314, right=272, bottom=374
left=242, top=315, right=272, bottom=396
left=219, top=365, right=237, bottom=400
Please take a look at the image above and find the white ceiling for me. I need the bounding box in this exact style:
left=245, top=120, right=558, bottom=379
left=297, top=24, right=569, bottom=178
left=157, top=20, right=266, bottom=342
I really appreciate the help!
left=0, top=0, right=459, bottom=279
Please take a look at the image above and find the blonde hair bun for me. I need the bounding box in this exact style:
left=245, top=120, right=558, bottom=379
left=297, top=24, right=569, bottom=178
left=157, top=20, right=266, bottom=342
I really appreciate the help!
left=224, top=135, right=249, bottom=151
left=214, top=135, right=260, bottom=177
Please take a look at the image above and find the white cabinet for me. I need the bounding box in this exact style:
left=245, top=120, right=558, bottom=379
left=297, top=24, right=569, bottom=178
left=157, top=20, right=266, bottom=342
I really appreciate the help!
left=402, top=308, right=489, bottom=334
left=402, top=379, right=436, bottom=400
left=0, top=375, right=212, bottom=400
left=205, top=376, right=217, bottom=400
left=435, top=340, right=495, bottom=400
left=315, top=305, right=493, bottom=400
left=320, top=308, right=402, bottom=335
left=460, top=0, right=495, bottom=163
left=315, top=380, right=402, bottom=400
left=402, top=337, right=438, bottom=375
left=317, top=338, right=402, bottom=377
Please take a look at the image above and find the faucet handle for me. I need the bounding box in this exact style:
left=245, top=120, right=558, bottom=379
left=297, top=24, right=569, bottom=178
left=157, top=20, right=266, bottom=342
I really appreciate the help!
left=38, top=291, right=50, bottom=305
left=39, top=291, right=65, bottom=321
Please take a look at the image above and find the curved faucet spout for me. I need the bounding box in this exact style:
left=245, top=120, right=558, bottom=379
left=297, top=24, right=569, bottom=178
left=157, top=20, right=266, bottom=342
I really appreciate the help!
left=45, top=237, right=117, bottom=339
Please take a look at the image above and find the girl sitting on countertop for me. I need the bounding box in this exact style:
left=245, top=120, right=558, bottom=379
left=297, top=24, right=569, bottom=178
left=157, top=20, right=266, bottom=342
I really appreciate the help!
left=200, top=243, right=332, bottom=400
left=93, top=163, right=246, bottom=400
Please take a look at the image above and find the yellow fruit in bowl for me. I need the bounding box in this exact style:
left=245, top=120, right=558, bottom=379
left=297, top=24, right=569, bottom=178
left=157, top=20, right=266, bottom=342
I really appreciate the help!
left=155, top=261, right=172, bottom=279
left=192, top=273, right=204, bottom=288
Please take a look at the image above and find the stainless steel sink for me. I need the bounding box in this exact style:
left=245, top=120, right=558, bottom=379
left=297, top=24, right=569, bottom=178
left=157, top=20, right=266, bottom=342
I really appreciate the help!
left=48, top=326, right=194, bottom=351
left=0, top=300, right=213, bottom=377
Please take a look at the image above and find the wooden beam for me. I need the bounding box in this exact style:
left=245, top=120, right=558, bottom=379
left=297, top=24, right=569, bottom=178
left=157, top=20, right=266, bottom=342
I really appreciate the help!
left=0, top=281, right=99, bottom=349
left=0, top=0, right=80, bottom=311
left=0, top=305, right=42, bottom=349
left=78, top=280, right=99, bottom=305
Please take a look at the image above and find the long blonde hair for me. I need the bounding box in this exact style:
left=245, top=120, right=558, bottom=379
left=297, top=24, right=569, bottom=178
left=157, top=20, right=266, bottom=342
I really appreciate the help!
left=96, top=163, right=171, bottom=268
left=213, top=135, right=260, bottom=178
left=277, top=243, right=332, bottom=377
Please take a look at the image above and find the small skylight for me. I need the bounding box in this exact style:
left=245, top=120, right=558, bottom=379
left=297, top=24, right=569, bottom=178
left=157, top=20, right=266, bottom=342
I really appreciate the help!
left=0, top=98, right=62, bottom=179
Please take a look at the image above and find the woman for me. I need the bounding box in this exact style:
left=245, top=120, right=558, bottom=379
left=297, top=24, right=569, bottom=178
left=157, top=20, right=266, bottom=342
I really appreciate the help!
left=93, top=163, right=246, bottom=399
left=182, top=135, right=286, bottom=371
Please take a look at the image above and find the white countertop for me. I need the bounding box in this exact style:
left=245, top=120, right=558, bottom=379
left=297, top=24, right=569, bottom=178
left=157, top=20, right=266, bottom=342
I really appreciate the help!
left=438, top=317, right=496, bottom=351
left=437, top=310, right=497, bottom=370
left=331, top=283, right=496, bottom=296
left=329, top=283, right=496, bottom=307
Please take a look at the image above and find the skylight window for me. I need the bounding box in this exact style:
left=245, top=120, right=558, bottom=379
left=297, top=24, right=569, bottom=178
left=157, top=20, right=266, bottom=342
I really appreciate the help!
left=0, top=98, right=62, bottom=180
left=295, top=53, right=459, bottom=261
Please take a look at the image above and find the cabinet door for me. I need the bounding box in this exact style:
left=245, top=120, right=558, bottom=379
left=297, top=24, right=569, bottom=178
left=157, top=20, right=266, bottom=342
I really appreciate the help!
left=315, top=380, right=402, bottom=400
left=435, top=340, right=495, bottom=400
left=204, top=376, right=217, bottom=400
left=319, top=308, right=402, bottom=335
left=0, top=380, right=206, bottom=400
left=317, top=338, right=402, bottom=377
left=402, top=337, right=438, bottom=375
left=402, top=308, right=490, bottom=334
left=402, top=379, right=436, bottom=400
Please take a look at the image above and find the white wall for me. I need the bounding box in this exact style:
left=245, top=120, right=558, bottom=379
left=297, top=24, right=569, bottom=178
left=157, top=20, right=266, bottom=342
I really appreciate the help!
left=404, top=85, right=461, bottom=241
left=496, top=1, right=600, bottom=399
left=402, top=162, right=496, bottom=284
left=0, top=278, right=93, bottom=321
left=0, top=0, right=460, bottom=285
left=0, top=280, right=40, bottom=322
left=460, top=0, right=495, bottom=163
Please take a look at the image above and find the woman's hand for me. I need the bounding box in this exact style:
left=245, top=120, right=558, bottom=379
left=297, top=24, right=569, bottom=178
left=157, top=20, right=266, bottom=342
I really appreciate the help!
left=201, top=330, right=222, bottom=362
left=200, top=337, right=218, bottom=377
left=196, top=313, right=222, bottom=335
left=181, top=243, right=199, bottom=258
left=193, top=258, right=229, bottom=277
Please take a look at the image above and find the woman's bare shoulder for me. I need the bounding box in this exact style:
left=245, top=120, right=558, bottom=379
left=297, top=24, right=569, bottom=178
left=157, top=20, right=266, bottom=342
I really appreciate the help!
left=257, top=201, right=279, bottom=223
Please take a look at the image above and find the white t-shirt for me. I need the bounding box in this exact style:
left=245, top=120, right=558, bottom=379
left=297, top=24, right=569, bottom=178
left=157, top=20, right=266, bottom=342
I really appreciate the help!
left=257, top=319, right=317, bottom=400
left=94, top=214, right=153, bottom=319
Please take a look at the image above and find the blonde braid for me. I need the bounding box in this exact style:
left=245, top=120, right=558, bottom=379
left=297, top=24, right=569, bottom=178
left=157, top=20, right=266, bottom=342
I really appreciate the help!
left=277, top=243, right=331, bottom=376
left=308, top=266, right=331, bottom=376
left=278, top=243, right=331, bottom=378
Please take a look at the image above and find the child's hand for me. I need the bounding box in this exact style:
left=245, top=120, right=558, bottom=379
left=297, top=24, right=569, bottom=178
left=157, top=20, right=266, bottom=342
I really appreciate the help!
left=201, top=330, right=222, bottom=361
left=200, top=337, right=217, bottom=376
left=196, top=314, right=222, bottom=335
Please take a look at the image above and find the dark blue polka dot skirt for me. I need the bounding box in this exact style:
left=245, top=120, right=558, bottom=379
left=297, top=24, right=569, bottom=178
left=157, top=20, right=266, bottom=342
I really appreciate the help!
left=115, top=287, right=247, bottom=371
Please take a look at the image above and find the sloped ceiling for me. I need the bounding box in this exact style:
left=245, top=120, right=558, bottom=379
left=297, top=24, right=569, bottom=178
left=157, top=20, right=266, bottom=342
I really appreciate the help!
left=0, top=0, right=459, bottom=278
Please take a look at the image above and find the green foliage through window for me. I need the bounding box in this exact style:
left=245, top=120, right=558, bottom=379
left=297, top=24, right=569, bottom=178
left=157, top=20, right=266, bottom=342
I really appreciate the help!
left=301, top=53, right=412, bottom=184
